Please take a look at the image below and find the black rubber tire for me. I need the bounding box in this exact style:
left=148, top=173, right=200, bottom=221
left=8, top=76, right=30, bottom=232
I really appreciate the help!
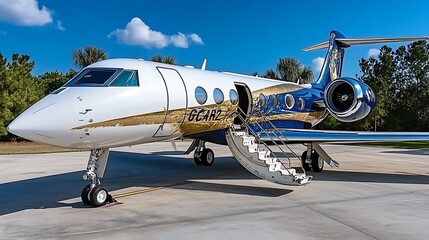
left=201, top=148, right=214, bottom=166
left=81, top=184, right=92, bottom=206
left=194, top=155, right=203, bottom=165
left=301, top=151, right=312, bottom=171
left=89, top=186, right=109, bottom=207
left=311, top=151, right=324, bottom=172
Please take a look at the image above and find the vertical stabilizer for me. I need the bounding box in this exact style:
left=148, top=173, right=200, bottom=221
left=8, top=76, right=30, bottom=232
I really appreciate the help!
left=308, top=31, right=346, bottom=90
left=304, top=31, right=429, bottom=90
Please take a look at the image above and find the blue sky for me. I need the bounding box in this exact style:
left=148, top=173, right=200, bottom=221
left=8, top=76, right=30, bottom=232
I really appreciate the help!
left=0, top=0, right=429, bottom=79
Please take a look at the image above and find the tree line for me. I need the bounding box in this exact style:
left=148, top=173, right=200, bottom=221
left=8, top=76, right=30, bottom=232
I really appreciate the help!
left=1, top=41, right=428, bottom=140
left=320, top=41, right=429, bottom=132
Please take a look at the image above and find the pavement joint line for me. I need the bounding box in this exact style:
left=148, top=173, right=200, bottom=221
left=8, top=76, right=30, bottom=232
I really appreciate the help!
left=308, top=206, right=380, bottom=240
left=113, top=170, right=247, bottom=199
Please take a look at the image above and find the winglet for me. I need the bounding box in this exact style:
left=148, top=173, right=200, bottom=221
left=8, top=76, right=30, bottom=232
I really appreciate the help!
left=201, top=59, right=207, bottom=70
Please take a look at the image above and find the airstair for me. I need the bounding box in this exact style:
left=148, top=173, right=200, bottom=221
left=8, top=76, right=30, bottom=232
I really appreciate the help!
left=226, top=108, right=312, bottom=186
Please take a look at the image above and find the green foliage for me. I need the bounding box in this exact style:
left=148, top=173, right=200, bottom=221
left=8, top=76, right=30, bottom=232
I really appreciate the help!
left=322, top=41, right=429, bottom=131
left=263, top=69, right=279, bottom=80
left=37, top=70, right=75, bottom=95
left=151, top=55, right=176, bottom=64
left=262, top=57, right=314, bottom=83
left=72, top=46, right=107, bottom=70
left=0, top=54, right=44, bottom=138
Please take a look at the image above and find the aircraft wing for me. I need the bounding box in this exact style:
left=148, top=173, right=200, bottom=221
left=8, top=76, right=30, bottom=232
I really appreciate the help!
left=258, top=129, right=429, bottom=143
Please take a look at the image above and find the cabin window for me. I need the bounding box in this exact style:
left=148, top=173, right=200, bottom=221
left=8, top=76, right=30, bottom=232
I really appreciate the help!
left=229, top=89, right=238, bottom=105
left=272, top=95, right=279, bottom=107
left=213, top=88, right=224, bottom=104
left=110, top=70, right=139, bottom=86
left=299, top=97, right=305, bottom=110
left=258, top=93, right=266, bottom=107
left=74, top=69, right=117, bottom=85
left=285, top=94, right=295, bottom=109
left=195, top=86, right=207, bottom=104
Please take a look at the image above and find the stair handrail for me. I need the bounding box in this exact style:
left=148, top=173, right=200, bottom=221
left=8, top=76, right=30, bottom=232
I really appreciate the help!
left=251, top=107, right=302, bottom=161
left=232, top=109, right=297, bottom=176
left=237, top=108, right=293, bottom=167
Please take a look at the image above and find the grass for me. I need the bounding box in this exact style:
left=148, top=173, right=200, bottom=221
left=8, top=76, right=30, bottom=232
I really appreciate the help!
left=0, top=141, right=85, bottom=155
left=357, top=141, right=429, bottom=149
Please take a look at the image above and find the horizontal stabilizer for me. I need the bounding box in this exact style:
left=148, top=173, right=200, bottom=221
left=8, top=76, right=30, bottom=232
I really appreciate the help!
left=304, top=37, right=429, bottom=51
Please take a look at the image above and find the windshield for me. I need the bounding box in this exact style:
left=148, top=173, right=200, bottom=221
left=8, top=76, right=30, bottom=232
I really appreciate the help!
left=74, top=69, right=117, bottom=85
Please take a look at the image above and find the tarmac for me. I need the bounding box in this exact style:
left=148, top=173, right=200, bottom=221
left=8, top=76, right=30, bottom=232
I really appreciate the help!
left=0, top=142, right=428, bottom=239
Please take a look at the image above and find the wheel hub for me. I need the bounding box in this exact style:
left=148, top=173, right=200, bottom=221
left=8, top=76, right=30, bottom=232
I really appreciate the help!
left=318, top=157, right=323, bottom=168
left=97, top=190, right=107, bottom=203
left=207, top=152, right=214, bottom=163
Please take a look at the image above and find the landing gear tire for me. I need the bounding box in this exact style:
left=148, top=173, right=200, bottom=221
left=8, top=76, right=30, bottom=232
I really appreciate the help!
left=193, top=155, right=203, bottom=165
left=311, top=152, right=324, bottom=172
left=81, top=184, right=92, bottom=206
left=201, top=148, right=214, bottom=166
left=301, top=151, right=311, bottom=171
left=89, top=185, right=109, bottom=207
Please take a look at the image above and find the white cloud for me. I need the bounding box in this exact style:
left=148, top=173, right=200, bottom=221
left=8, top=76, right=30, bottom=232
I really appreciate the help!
left=368, top=48, right=380, bottom=58
left=190, top=33, right=204, bottom=45
left=0, top=0, right=53, bottom=26
left=170, top=32, right=188, bottom=48
left=108, top=17, right=204, bottom=49
left=312, top=57, right=325, bottom=73
left=56, top=20, right=65, bottom=31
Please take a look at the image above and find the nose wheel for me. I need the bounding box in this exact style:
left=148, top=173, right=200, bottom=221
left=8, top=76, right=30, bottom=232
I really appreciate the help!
left=81, top=184, right=114, bottom=207
left=81, top=149, right=116, bottom=207
left=81, top=185, right=92, bottom=206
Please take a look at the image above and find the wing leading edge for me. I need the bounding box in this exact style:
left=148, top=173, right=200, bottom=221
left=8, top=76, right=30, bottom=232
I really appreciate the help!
left=259, top=129, right=429, bottom=143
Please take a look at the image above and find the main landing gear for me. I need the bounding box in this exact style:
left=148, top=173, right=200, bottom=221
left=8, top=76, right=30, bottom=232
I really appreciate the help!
left=185, top=139, right=215, bottom=166
left=81, top=149, right=115, bottom=207
left=301, top=144, right=324, bottom=172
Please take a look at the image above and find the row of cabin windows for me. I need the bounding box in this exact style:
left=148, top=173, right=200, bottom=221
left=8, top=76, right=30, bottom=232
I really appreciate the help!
left=195, top=86, right=238, bottom=105
left=257, top=93, right=305, bottom=110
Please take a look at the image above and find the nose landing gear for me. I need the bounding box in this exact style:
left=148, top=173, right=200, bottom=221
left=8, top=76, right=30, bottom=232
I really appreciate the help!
left=80, top=148, right=116, bottom=207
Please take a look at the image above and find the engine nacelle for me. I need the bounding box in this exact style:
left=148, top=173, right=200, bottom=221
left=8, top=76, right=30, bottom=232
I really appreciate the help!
left=324, top=77, right=376, bottom=122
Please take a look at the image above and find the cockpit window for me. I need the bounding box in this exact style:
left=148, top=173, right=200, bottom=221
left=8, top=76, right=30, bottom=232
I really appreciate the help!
left=110, top=70, right=139, bottom=86
left=74, top=69, right=117, bottom=85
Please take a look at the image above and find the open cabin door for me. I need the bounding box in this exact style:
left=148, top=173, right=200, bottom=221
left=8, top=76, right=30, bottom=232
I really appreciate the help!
left=154, top=67, right=188, bottom=137
left=234, top=83, right=252, bottom=125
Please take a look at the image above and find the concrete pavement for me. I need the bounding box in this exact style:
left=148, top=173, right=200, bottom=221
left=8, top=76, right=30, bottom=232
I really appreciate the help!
left=0, top=142, right=428, bottom=239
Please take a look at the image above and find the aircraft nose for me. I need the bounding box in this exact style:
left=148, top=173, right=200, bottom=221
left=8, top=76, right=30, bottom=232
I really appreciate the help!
left=7, top=101, right=75, bottom=145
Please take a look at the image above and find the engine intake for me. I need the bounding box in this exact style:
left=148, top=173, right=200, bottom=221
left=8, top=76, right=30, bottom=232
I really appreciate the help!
left=325, top=78, right=376, bottom=122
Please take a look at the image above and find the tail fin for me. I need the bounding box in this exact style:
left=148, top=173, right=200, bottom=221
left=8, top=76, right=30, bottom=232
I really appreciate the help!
left=305, top=31, right=429, bottom=90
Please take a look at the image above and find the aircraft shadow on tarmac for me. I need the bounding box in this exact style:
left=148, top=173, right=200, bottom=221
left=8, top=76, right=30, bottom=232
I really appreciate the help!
left=0, top=150, right=428, bottom=216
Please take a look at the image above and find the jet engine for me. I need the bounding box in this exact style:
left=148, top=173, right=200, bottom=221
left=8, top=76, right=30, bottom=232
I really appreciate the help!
left=324, top=77, right=376, bottom=122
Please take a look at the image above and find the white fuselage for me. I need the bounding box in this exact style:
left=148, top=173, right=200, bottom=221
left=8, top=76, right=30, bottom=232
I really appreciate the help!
left=8, top=58, right=305, bottom=149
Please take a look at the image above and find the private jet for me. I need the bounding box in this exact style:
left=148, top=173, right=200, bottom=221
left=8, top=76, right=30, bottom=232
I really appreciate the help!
left=8, top=31, right=429, bottom=207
